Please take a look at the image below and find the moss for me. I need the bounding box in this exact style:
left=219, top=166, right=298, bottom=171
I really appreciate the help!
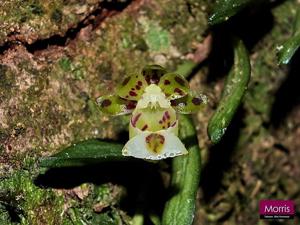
left=143, top=0, right=209, bottom=54
left=58, top=57, right=70, bottom=70
left=0, top=0, right=100, bottom=45
left=246, top=82, right=272, bottom=115
left=0, top=167, right=64, bottom=225
left=29, top=1, right=45, bottom=16
left=51, top=9, right=63, bottom=23
left=0, top=65, right=14, bottom=96
left=60, top=183, right=129, bottom=225
left=95, top=62, right=113, bottom=80
left=140, top=19, right=171, bottom=52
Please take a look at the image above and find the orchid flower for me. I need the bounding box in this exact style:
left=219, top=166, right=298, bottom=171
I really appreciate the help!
left=97, top=65, right=207, bottom=160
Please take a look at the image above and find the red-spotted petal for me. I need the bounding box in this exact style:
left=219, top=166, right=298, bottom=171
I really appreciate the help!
left=129, top=106, right=177, bottom=136
left=158, top=73, right=190, bottom=100
left=117, top=74, right=147, bottom=101
left=171, top=92, right=208, bottom=114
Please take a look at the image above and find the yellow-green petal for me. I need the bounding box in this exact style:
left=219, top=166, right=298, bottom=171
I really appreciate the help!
left=117, top=74, right=147, bottom=101
left=158, top=73, right=190, bottom=100
left=142, top=64, right=168, bottom=84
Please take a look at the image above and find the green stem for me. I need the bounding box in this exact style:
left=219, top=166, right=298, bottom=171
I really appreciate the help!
left=162, top=115, right=201, bottom=225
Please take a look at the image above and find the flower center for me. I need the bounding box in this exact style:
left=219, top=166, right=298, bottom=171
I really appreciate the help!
left=136, top=84, right=170, bottom=109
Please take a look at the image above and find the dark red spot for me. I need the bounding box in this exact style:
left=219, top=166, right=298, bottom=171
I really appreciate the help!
left=170, top=100, right=178, bottom=106
left=141, top=124, right=148, bottom=131
left=136, top=85, right=141, bottom=90
left=131, top=88, right=135, bottom=91
left=145, top=75, right=151, bottom=84
left=129, top=91, right=137, bottom=96
left=8, top=145, right=12, bottom=151
left=131, top=113, right=141, bottom=127
left=164, top=79, right=171, bottom=85
left=126, top=101, right=137, bottom=110
left=192, top=97, right=202, bottom=105
left=159, top=120, right=162, bottom=124
left=125, top=95, right=129, bottom=98
left=146, top=136, right=150, bottom=143
left=164, top=111, right=170, bottom=119
left=171, top=121, right=177, bottom=127
left=137, top=81, right=143, bottom=86
left=174, top=88, right=184, bottom=96
left=175, top=76, right=185, bottom=86
left=101, top=99, right=112, bottom=107
left=167, top=122, right=170, bottom=127
left=122, top=77, right=130, bottom=86
left=162, top=126, right=165, bottom=129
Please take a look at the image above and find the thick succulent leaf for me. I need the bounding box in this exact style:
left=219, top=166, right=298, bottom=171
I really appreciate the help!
left=39, top=139, right=131, bottom=168
left=208, top=0, right=264, bottom=25
left=122, top=130, right=187, bottom=160
left=277, top=33, right=300, bottom=65
left=158, top=73, right=190, bottom=100
left=117, top=74, right=147, bottom=101
left=142, top=64, right=168, bottom=84
left=171, top=92, right=207, bottom=114
left=97, top=95, right=136, bottom=115
left=208, top=38, right=251, bottom=144
left=277, top=7, right=300, bottom=64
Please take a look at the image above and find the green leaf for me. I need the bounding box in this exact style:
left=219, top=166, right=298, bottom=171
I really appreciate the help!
left=277, top=8, right=300, bottom=64
left=207, top=38, right=251, bottom=144
left=162, top=115, right=201, bottom=225
left=208, top=0, right=264, bottom=25
left=39, top=139, right=133, bottom=168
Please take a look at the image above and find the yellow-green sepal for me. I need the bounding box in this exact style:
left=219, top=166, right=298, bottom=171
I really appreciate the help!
left=142, top=64, right=168, bottom=84
left=158, top=73, right=190, bottom=100
left=116, top=74, right=147, bottom=101
left=171, top=92, right=208, bottom=114
left=97, top=95, right=136, bottom=115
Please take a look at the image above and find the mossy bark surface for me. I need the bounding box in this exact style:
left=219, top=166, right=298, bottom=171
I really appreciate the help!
left=0, top=1, right=210, bottom=224
left=1, top=0, right=300, bottom=224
